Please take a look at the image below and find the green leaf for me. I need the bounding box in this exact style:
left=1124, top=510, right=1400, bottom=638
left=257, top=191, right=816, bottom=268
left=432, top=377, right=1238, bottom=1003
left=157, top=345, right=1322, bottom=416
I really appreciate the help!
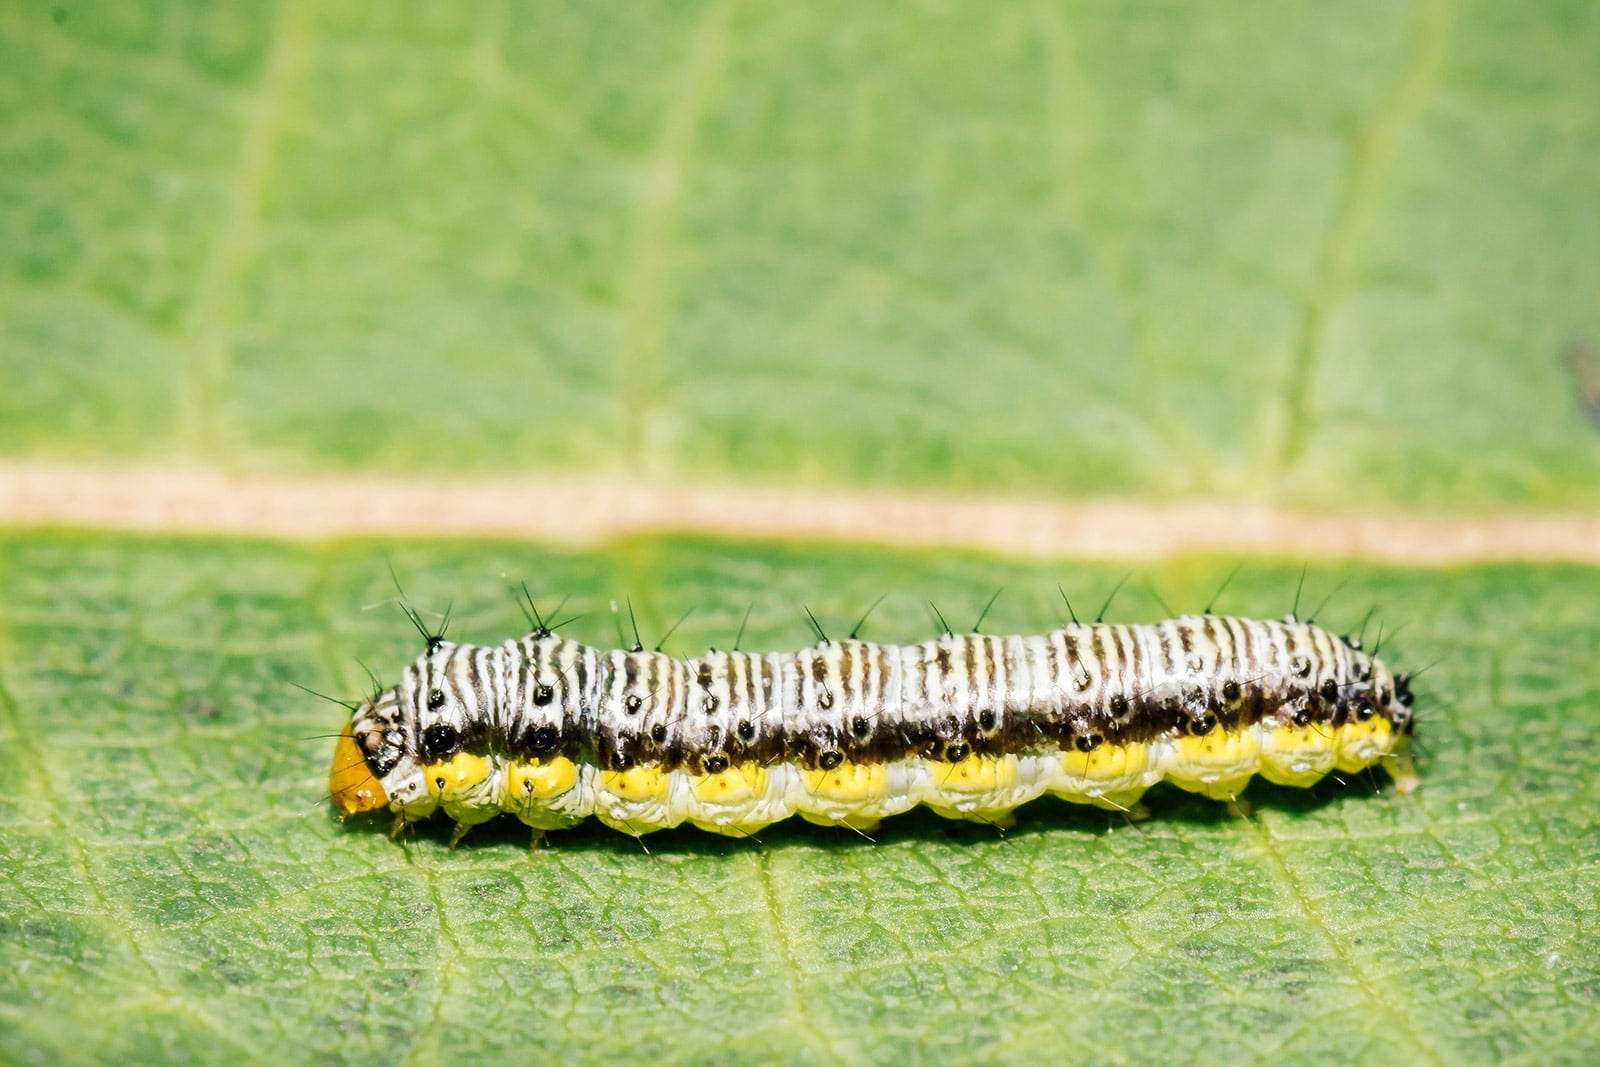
left=3, top=3, right=1599, bottom=1064
left=1, top=533, right=1597, bottom=1063
left=2, top=1, right=1599, bottom=507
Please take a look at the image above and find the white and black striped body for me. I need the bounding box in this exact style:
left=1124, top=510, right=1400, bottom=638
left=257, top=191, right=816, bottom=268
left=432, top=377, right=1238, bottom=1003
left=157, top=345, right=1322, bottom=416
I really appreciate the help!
left=329, top=615, right=1418, bottom=840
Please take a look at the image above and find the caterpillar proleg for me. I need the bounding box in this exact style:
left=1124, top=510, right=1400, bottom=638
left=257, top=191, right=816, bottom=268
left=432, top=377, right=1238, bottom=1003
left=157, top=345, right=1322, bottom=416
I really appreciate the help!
left=329, top=611, right=1418, bottom=844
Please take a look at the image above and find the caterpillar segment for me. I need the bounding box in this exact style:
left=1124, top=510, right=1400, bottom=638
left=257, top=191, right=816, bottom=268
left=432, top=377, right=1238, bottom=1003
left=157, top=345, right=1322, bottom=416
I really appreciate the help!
left=330, top=615, right=1418, bottom=844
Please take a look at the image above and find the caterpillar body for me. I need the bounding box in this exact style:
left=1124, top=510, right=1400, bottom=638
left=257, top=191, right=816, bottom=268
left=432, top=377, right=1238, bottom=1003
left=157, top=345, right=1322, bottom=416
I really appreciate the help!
left=329, top=614, right=1418, bottom=844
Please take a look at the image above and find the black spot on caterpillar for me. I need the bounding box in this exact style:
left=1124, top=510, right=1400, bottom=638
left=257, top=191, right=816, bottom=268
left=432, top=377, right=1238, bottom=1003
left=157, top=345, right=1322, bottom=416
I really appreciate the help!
left=328, top=611, right=1418, bottom=845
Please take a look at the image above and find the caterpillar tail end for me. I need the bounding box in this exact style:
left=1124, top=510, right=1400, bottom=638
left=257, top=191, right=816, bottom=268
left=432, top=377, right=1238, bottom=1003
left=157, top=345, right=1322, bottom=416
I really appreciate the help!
left=1382, top=748, right=1421, bottom=795
left=329, top=724, right=389, bottom=815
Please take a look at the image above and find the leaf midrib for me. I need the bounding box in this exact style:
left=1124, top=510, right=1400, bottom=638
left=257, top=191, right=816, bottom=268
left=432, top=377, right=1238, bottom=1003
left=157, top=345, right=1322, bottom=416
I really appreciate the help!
left=1, top=462, right=1596, bottom=564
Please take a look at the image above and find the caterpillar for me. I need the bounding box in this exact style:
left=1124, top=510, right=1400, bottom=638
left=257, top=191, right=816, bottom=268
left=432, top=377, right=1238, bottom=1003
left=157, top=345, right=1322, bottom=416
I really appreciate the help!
left=328, top=610, right=1418, bottom=845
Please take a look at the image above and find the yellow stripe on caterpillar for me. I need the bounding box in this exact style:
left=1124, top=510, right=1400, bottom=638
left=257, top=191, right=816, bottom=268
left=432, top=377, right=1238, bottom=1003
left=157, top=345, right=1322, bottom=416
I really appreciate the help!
left=1060, top=740, right=1149, bottom=784
left=1335, top=716, right=1394, bottom=773
left=425, top=752, right=491, bottom=799
left=506, top=757, right=578, bottom=801
left=424, top=752, right=498, bottom=834
left=599, top=765, right=673, bottom=802
left=1259, top=723, right=1338, bottom=787
left=927, top=754, right=1019, bottom=795
left=806, top=759, right=890, bottom=805
left=1166, top=725, right=1262, bottom=800
left=690, top=763, right=769, bottom=804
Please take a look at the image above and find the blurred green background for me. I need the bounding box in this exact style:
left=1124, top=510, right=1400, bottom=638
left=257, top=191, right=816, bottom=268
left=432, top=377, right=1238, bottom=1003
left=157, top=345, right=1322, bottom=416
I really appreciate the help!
left=3, top=0, right=1597, bottom=508
left=3, top=2, right=1599, bottom=1065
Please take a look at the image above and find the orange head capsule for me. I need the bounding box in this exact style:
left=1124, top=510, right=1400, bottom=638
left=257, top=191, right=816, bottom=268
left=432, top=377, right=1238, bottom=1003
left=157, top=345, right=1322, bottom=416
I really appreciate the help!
left=330, top=724, right=389, bottom=814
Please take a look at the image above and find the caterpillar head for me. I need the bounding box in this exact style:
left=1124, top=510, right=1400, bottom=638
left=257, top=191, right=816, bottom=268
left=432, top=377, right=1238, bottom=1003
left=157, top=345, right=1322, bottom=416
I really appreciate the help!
left=329, top=686, right=408, bottom=815
left=329, top=640, right=471, bottom=817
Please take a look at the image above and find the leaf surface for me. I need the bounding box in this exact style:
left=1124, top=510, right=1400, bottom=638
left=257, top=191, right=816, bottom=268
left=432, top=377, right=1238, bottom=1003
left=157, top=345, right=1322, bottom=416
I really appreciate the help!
left=1, top=536, right=1596, bottom=1063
